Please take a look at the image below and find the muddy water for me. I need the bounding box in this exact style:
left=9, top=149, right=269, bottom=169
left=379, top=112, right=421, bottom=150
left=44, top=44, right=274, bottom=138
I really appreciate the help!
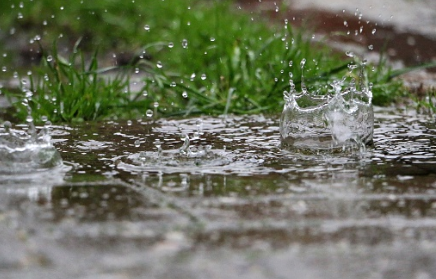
left=0, top=107, right=435, bottom=278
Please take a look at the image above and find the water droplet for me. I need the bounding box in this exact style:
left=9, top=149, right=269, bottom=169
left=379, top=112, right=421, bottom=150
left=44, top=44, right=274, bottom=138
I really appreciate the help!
left=371, top=28, right=377, bottom=35
left=182, top=39, right=188, bottom=48
left=182, top=91, right=188, bottom=98
left=201, top=74, right=207, bottom=80
left=170, top=81, right=176, bottom=87
left=139, top=151, right=147, bottom=163
left=134, top=140, right=140, bottom=147
left=168, top=42, right=174, bottom=48
left=144, top=25, right=150, bottom=31
left=26, top=115, right=33, bottom=123
left=368, top=45, right=374, bottom=50
left=127, top=120, right=132, bottom=126
left=3, top=121, right=12, bottom=131
left=2, top=66, right=6, bottom=72
left=47, top=55, right=53, bottom=62
left=156, top=61, right=163, bottom=68
left=345, top=51, right=354, bottom=57
left=210, top=37, right=216, bottom=42
left=153, top=102, right=159, bottom=108
left=146, top=109, right=153, bottom=118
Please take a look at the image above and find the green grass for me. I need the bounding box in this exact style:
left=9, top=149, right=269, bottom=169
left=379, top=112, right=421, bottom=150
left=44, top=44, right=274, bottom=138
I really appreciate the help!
left=0, top=0, right=429, bottom=123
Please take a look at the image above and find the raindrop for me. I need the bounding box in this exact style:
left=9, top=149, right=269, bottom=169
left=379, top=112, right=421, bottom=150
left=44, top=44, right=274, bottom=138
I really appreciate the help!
left=368, top=45, right=374, bottom=50
left=146, top=109, right=153, bottom=118
left=153, top=102, right=159, bottom=108
left=26, top=115, right=33, bottom=123
left=182, top=39, right=188, bottom=48
left=182, top=91, right=188, bottom=98
left=1, top=66, right=6, bottom=72
left=144, top=25, right=150, bottom=31
left=210, top=37, right=216, bottom=42
left=134, top=140, right=140, bottom=147
left=201, top=74, right=207, bottom=80
left=127, top=120, right=132, bottom=126
left=168, top=42, right=174, bottom=48
left=372, top=28, right=377, bottom=35
left=156, top=61, right=163, bottom=68
left=4, top=121, right=11, bottom=132
left=139, top=151, right=147, bottom=163
left=345, top=51, right=354, bottom=57
left=47, top=55, right=53, bottom=62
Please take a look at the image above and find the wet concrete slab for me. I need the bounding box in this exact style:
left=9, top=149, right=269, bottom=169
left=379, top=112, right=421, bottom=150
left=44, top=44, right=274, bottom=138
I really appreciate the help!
left=1, top=108, right=436, bottom=278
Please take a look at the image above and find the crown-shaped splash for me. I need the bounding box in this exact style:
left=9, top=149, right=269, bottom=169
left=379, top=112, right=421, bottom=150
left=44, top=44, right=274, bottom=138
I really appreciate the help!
left=279, top=58, right=374, bottom=153
left=0, top=115, right=62, bottom=174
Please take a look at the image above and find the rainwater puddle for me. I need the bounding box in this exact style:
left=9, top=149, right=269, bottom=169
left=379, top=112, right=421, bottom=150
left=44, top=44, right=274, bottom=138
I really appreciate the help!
left=1, top=108, right=436, bottom=278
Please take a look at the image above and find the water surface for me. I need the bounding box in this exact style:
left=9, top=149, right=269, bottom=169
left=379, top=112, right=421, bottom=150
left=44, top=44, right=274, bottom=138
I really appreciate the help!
left=1, top=107, right=436, bottom=278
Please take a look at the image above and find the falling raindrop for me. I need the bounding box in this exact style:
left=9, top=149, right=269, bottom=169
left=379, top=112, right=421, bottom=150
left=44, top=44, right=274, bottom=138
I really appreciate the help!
left=182, top=39, right=188, bottom=48
left=345, top=51, right=354, bottom=57
left=134, top=140, right=140, bottom=147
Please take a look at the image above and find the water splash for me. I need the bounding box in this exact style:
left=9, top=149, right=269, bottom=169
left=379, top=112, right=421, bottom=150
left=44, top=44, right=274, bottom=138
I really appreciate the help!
left=280, top=59, right=374, bottom=154
left=115, top=118, right=269, bottom=175
left=0, top=120, right=63, bottom=174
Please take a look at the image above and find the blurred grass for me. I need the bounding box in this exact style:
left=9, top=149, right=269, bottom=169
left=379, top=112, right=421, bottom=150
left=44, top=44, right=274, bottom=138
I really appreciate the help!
left=0, top=0, right=418, bottom=123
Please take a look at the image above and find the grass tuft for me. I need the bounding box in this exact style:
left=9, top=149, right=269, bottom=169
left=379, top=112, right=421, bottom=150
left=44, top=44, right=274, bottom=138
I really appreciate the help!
left=2, top=0, right=433, bottom=122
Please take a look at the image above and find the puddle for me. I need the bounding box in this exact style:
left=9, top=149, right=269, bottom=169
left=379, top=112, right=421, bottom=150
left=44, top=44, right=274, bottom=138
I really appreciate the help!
left=1, top=108, right=435, bottom=278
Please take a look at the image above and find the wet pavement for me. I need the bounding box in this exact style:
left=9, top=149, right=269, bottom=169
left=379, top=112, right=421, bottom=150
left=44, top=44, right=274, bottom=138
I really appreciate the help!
left=1, top=107, right=436, bottom=278
left=1, top=1, right=436, bottom=278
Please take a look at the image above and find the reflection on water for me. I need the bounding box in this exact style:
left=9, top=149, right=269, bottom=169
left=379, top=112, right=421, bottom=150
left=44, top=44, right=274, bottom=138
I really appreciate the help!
left=1, top=107, right=436, bottom=278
